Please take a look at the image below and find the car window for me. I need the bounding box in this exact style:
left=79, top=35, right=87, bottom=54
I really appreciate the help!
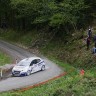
left=37, top=59, right=41, bottom=63
left=30, top=62, right=33, bottom=66
left=31, top=59, right=37, bottom=65
left=30, top=59, right=41, bottom=66
left=17, top=61, right=30, bottom=66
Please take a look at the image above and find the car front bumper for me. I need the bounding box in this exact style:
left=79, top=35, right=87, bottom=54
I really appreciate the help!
left=12, top=71, right=27, bottom=76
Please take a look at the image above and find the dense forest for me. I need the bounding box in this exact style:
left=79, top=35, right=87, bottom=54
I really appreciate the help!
left=0, top=1, right=96, bottom=95
left=0, top=0, right=96, bottom=34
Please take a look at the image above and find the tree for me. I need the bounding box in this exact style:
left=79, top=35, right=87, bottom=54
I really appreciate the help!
left=0, top=0, right=95, bottom=34
left=0, top=0, right=11, bottom=28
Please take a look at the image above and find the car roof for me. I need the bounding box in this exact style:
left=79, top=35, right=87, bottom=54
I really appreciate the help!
left=21, top=57, right=42, bottom=63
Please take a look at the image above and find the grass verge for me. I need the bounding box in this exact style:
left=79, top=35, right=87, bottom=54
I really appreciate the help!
left=0, top=51, right=11, bottom=66
left=0, top=70, right=96, bottom=96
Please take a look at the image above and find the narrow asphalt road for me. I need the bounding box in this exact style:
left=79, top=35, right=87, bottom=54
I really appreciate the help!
left=0, top=40, right=63, bottom=92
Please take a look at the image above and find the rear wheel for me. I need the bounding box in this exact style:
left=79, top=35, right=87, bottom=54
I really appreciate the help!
left=26, top=70, right=31, bottom=76
left=41, top=65, right=45, bottom=71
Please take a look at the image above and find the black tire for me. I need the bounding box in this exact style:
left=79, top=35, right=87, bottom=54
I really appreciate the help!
left=41, top=65, right=45, bottom=71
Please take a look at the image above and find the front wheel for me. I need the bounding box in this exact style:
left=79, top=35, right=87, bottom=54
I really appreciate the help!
left=26, top=70, right=31, bottom=76
left=41, top=65, right=45, bottom=71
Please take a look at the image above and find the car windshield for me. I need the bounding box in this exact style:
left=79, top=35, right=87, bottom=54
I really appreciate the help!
left=17, top=61, right=30, bottom=66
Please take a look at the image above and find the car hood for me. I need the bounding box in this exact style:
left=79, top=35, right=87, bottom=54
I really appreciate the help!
left=13, top=65, right=29, bottom=71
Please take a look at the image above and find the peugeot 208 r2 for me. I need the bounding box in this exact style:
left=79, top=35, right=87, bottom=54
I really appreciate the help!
left=12, top=57, right=45, bottom=76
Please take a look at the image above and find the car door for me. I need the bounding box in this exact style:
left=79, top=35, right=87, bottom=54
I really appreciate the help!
left=37, top=59, right=42, bottom=70
left=30, top=59, right=38, bottom=73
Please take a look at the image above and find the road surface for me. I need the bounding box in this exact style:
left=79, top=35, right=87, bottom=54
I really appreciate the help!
left=0, top=40, right=63, bottom=92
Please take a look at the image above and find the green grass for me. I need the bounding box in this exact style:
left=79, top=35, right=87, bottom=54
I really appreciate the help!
left=0, top=51, right=11, bottom=66
left=0, top=71, right=96, bottom=96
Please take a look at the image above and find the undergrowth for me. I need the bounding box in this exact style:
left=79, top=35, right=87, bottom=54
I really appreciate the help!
left=0, top=51, right=11, bottom=66
left=0, top=28, right=96, bottom=95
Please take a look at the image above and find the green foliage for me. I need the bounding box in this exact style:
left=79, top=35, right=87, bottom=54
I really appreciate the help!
left=50, top=13, right=64, bottom=26
left=0, top=51, right=11, bottom=66
left=1, top=71, right=96, bottom=96
left=0, top=0, right=95, bottom=32
left=50, top=0, right=89, bottom=29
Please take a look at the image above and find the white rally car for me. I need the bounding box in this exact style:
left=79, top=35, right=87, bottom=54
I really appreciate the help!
left=12, top=57, right=45, bottom=76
